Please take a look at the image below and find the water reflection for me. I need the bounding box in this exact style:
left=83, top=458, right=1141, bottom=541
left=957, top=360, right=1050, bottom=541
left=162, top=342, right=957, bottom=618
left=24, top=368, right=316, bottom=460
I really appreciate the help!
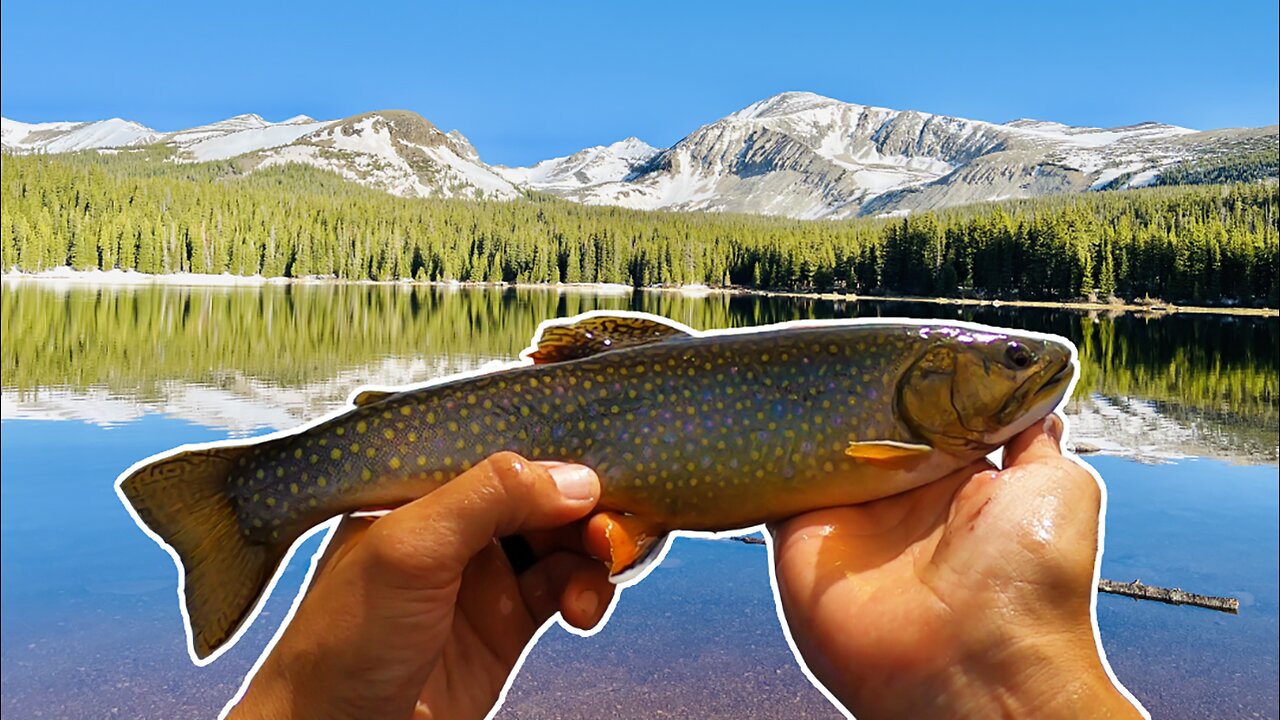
left=1, top=279, right=1277, bottom=720
left=3, top=280, right=1277, bottom=462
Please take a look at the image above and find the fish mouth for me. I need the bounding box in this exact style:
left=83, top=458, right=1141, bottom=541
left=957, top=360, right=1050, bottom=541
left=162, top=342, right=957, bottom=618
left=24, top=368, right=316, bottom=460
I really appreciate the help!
left=1022, top=354, right=1075, bottom=417
left=1002, top=352, right=1074, bottom=422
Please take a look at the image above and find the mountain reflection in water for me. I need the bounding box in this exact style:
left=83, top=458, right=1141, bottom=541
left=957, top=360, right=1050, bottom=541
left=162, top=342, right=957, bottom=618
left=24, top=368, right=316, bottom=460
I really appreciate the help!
left=4, top=281, right=1276, bottom=464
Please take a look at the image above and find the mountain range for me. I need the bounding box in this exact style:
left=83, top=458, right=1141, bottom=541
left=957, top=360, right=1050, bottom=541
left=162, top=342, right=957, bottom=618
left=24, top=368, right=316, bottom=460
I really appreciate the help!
left=4, top=92, right=1275, bottom=218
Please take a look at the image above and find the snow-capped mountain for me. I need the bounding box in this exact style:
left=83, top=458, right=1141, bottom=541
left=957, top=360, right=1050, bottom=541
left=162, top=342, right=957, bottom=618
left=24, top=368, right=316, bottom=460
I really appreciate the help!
left=1, top=117, right=158, bottom=153
left=2, top=110, right=520, bottom=201
left=162, top=113, right=331, bottom=162
left=507, top=91, right=1271, bottom=218
left=494, top=137, right=660, bottom=190
left=252, top=111, right=520, bottom=200
left=4, top=92, right=1275, bottom=216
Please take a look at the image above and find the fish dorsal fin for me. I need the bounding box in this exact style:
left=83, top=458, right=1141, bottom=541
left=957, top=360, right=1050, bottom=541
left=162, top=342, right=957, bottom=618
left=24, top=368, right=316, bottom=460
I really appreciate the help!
left=528, top=315, right=691, bottom=364
left=352, top=389, right=395, bottom=407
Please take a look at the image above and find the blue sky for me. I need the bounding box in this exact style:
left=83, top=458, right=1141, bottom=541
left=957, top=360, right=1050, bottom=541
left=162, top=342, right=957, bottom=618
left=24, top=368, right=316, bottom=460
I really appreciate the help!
left=2, top=0, right=1277, bottom=166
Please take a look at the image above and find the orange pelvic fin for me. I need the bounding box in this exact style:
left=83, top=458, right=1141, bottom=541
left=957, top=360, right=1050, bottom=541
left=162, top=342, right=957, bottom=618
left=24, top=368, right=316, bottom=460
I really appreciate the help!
left=584, top=511, right=669, bottom=582
left=845, top=440, right=933, bottom=468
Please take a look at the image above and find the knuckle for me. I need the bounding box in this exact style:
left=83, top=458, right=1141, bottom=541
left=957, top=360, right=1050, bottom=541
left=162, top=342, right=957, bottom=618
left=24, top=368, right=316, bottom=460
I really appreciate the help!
left=486, top=451, right=537, bottom=492
left=362, top=521, right=424, bottom=576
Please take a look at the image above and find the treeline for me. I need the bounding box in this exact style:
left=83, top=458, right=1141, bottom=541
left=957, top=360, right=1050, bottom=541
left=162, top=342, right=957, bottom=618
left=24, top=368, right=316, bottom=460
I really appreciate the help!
left=2, top=152, right=1277, bottom=305
left=1152, top=149, right=1279, bottom=188
left=6, top=283, right=1275, bottom=459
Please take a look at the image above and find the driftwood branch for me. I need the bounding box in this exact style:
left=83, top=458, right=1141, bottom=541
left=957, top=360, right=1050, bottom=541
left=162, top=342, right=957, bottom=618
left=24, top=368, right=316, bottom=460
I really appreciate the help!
left=725, top=537, right=1240, bottom=614
left=1097, top=579, right=1239, bottom=614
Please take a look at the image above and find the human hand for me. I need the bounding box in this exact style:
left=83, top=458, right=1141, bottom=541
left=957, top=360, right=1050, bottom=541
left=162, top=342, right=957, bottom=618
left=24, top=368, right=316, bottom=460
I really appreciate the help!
left=227, top=452, right=614, bottom=720
left=770, top=416, right=1144, bottom=719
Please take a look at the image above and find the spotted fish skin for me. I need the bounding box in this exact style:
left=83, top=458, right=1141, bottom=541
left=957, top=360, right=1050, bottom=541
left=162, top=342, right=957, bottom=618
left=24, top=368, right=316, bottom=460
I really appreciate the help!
left=231, top=322, right=1055, bottom=537
left=119, top=315, right=1075, bottom=660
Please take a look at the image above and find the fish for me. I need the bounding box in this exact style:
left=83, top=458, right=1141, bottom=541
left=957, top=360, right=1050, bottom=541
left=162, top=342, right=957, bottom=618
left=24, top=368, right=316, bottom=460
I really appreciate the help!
left=117, top=312, right=1076, bottom=661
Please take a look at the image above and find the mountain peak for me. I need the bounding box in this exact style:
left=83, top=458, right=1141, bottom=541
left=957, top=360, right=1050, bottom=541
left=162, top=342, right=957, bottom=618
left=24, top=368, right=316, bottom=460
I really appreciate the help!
left=728, top=91, right=843, bottom=121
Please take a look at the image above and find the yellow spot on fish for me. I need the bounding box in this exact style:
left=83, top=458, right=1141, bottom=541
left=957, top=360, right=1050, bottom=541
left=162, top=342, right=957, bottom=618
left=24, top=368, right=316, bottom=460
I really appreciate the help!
left=366, top=448, right=376, bottom=458
left=265, top=497, right=276, bottom=507
left=360, top=469, right=371, bottom=482
left=290, top=483, right=299, bottom=495
left=330, top=448, right=342, bottom=460
left=294, top=449, right=303, bottom=459
left=255, top=469, right=265, bottom=480
left=401, top=406, right=412, bottom=416
left=426, top=411, right=436, bottom=423
left=417, top=455, right=428, bottom=467
left=356, top=421, right=368, bottom=434
left=389, top=457, right=402, bottom=470
left=335, top=426, right=345, bottom=436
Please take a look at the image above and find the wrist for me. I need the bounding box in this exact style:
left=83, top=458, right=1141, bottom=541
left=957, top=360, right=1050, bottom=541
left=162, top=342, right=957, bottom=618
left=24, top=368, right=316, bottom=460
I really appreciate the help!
left=227, top=654, right=301, bottom=720
left=936, top=631, right=1139, bottom=720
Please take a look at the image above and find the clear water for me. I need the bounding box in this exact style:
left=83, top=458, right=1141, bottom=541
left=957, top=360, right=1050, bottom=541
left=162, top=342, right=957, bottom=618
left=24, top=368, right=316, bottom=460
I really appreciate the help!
left=2, top=281, right=1276, bottom=718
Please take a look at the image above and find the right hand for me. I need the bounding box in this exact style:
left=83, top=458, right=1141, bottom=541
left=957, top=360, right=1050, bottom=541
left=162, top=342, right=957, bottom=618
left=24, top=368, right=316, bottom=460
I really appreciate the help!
left=770, top=417, right=1145, bottom=719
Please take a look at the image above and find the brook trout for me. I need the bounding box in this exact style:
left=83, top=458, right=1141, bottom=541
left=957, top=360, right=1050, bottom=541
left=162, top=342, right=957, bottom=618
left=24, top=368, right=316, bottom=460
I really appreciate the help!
left=118, top=313, right=1075, bottom=661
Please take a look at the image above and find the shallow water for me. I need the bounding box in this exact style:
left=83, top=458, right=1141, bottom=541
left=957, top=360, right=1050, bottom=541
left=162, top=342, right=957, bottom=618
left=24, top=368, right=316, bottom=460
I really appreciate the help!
left=2, top=281, right=1277, bottom=718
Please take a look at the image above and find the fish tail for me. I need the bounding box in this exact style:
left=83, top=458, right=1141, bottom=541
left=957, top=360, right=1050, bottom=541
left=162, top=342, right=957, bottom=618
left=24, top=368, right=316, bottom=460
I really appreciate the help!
left=118, top=443, right=287, bottom=661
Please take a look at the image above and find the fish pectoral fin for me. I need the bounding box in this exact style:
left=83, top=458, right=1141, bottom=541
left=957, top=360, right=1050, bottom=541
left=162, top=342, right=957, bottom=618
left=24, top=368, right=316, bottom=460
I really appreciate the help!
left=526, top=314, right=692, bottom=364
left=351, top=389, right=395, bottom=407
left=845, top=440, right=934, bottom=468
left=584, top=511, right=670, bottom=582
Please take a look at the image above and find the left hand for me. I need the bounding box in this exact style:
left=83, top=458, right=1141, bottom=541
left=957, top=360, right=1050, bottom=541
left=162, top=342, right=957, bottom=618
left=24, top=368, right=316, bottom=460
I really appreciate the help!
left=227, top=453, right=615, bottom=720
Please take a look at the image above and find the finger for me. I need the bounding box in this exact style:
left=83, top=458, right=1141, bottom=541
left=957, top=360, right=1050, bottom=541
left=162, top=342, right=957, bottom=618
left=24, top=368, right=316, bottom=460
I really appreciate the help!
left=455, top=540, right=538, bottom=662
left=1003, top=414, right=1067, bottom=469
left=522, top=521, right=590, bottom=557
left=365, top=453, right=600, bottom=586
left=313, top=514, right=377, bottom=580
left=518, top=551, right=615, bottom=630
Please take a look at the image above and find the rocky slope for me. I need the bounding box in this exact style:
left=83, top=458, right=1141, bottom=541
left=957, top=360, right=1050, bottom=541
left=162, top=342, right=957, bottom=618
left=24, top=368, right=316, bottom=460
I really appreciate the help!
left=509, top=92, right=1275, bottom=218
left=248, top=111, right=520, bottom=200
left=2, top=110, right=520, bottom=201
left=4, top=92, right=1275, bottom=215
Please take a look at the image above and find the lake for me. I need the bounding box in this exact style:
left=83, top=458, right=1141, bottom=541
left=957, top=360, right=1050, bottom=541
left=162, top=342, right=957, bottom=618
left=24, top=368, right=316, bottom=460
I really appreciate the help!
left=2, top=280, right=1277, bottom=719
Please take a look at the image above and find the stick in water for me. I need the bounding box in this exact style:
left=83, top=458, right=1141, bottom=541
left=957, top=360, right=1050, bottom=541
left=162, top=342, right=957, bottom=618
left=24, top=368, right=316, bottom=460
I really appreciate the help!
left=1096, top=579, right=1239, bottom=614
left=726, top=537, right=1241, bottom=614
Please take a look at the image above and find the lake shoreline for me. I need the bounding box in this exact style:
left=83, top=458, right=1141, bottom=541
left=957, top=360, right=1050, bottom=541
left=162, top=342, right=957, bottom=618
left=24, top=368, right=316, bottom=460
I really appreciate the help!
left=4, top=268, right=1276, bottom=318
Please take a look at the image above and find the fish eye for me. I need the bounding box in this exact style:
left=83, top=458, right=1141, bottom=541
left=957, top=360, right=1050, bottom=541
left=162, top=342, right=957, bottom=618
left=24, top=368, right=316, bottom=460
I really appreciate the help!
left=1005, top=343, right=1033, bottom=369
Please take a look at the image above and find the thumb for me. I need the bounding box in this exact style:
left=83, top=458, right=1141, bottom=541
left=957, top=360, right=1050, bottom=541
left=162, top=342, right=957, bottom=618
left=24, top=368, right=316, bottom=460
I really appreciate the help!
left=364, top=452, right=600, bottom=586
left=1003, top=414, right=1066, bottom=469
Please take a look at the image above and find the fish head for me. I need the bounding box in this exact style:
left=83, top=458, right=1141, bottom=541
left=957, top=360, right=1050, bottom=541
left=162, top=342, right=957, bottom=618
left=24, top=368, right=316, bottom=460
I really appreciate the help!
left=898, top=326, right=1075, bottom=455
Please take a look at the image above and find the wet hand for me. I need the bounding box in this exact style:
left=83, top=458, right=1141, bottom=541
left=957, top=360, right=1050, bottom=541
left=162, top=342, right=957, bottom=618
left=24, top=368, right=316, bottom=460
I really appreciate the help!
left=771, top=417, right=1144, bottom=719
left=228, top=452, right=614, bottom=720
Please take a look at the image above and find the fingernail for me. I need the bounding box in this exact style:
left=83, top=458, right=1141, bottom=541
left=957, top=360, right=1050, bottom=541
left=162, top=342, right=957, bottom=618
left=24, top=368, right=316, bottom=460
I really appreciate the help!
left=549, top=464, right=597, bottom=501
left=575, top=589, right=599, bottom=617
left=1044, top=415, right=1063, bottom=445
